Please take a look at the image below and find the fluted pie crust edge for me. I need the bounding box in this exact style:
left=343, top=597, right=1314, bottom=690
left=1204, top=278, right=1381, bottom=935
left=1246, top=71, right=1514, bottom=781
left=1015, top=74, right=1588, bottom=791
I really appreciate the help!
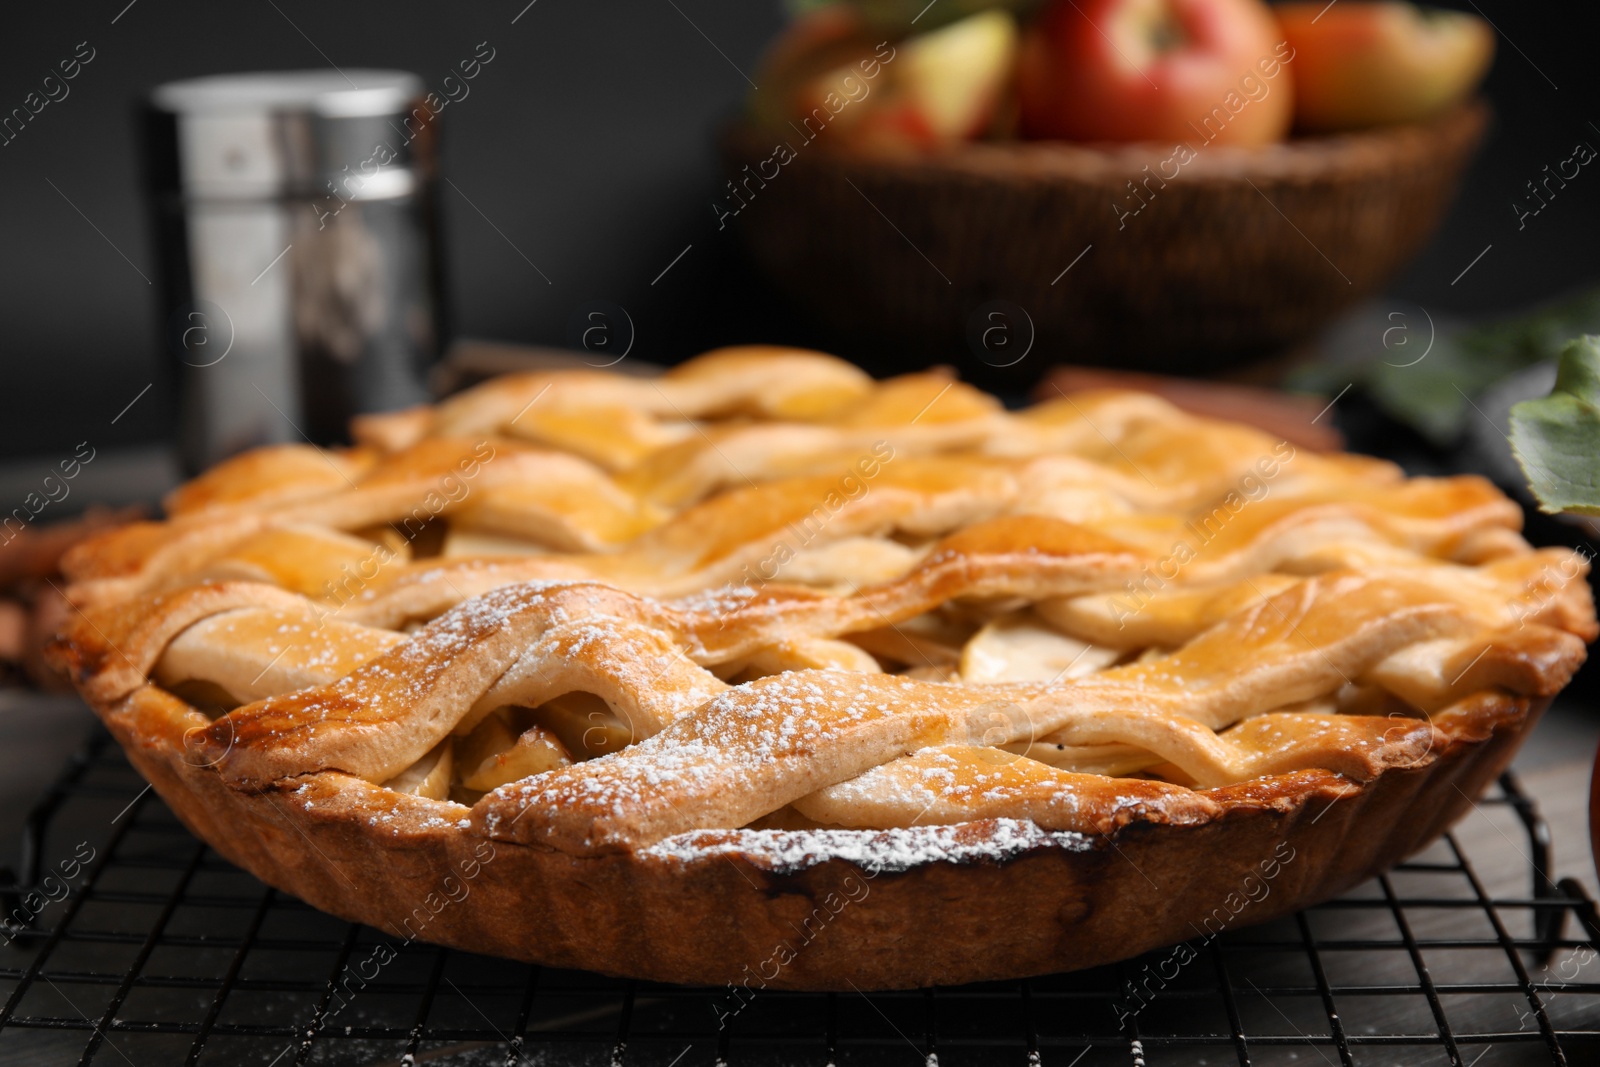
left=81, top=675, right=1542, bottom=990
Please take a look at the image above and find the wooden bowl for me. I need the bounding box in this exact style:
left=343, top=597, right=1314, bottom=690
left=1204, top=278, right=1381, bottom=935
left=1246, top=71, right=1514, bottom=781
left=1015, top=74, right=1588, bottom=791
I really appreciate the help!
left=721, top=103, right=1486, bottom=381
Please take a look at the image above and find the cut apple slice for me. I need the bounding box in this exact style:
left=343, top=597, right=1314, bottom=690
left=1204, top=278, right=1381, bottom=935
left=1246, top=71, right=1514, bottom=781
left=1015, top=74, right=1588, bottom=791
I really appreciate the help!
left=898, top=10, right=1019, bottom=142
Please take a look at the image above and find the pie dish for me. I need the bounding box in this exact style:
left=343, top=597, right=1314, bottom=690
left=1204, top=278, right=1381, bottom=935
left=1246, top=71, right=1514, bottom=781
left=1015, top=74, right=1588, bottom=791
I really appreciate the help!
left=51, top=347, right=1595, bottom=990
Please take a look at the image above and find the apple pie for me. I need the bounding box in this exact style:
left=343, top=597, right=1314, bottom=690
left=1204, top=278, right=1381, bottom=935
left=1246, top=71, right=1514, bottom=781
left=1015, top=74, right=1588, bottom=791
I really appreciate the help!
left=51, top=347, right=1594, bottom=989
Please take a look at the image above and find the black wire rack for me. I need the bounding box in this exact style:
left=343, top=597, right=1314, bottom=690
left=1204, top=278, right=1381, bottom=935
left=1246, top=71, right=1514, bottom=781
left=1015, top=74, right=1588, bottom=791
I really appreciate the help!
left=1, top=731, right=1598, bottom=1067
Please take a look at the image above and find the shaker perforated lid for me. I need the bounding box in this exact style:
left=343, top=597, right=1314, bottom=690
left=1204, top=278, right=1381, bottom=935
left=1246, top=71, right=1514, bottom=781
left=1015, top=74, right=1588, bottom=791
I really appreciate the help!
left=148, top=69, right=432, bottom=200
left=151, top=70, right=422, bottom=117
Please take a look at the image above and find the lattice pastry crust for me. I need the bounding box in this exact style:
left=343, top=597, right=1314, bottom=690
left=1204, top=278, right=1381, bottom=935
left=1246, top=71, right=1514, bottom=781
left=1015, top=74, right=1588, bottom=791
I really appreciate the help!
left=52, top=348, right=1595, bottom=988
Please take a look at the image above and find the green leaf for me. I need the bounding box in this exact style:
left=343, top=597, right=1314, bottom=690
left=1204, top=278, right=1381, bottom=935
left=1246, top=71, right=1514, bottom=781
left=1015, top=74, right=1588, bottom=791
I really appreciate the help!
left=1508, top=335, right=1600, bottom=515
left=1290, top=286, right=1600, bottom=445
left=1363, top=340, right=1504, bottom=445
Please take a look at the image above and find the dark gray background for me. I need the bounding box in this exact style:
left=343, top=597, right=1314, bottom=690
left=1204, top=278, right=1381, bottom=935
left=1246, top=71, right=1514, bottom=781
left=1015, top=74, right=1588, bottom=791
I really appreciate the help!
left=2, top=0, right=1596, bottom=460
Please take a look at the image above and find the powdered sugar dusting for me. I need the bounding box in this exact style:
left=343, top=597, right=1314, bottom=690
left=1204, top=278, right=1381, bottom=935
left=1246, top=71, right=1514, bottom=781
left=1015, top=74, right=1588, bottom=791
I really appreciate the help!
left=640, top=818, right=1092, bottom=873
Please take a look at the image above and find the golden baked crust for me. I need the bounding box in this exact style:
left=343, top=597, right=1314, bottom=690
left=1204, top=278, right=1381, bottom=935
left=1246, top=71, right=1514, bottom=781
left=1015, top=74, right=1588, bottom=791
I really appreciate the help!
left=51, top=347, right=1595, bottom=989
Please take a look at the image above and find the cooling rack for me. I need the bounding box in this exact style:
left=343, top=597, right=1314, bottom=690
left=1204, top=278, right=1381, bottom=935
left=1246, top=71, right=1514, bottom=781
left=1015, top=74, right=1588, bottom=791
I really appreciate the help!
left=1, top=730, right=1597, bottom=1066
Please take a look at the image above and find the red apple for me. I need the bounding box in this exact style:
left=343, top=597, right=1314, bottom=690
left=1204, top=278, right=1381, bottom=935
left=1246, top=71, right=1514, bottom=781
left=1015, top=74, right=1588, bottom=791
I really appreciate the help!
left=748, top=7, right=879, bottom=134
left=1018, top=0, right=1293, bottom=147
left=1275, top=2, right=1494, bottom=132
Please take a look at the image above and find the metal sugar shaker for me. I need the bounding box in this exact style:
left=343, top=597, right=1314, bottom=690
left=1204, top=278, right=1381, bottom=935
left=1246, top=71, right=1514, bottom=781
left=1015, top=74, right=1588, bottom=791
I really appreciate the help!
left=145, top=70, right=445, bottom=471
